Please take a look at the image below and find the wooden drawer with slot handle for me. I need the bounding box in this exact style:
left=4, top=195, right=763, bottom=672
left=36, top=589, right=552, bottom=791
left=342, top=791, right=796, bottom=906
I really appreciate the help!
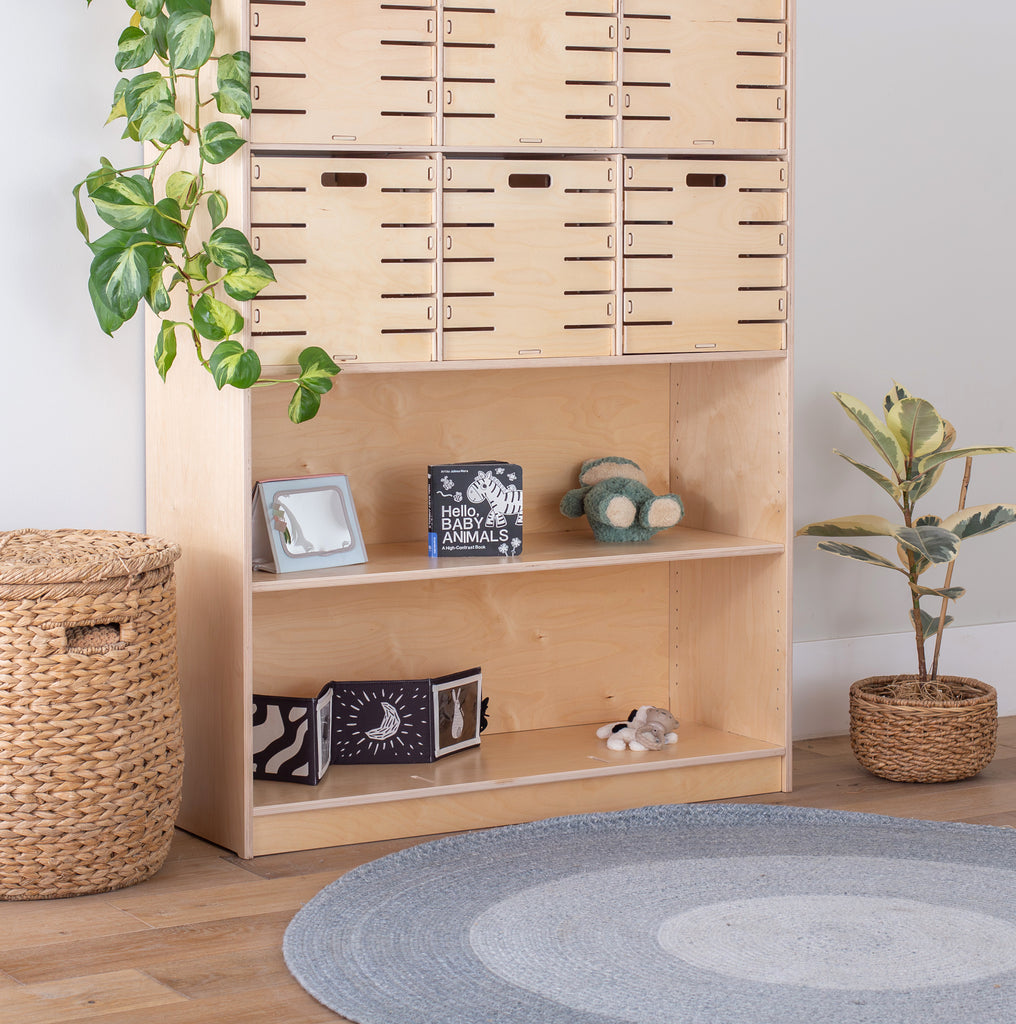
left=250, top=155, right=438, bottom=366
left=623, top=158, right=788, bottom=353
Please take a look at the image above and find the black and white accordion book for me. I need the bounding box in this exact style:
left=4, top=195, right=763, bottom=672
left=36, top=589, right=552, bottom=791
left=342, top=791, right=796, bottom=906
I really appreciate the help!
left=253, top=667, right=483, bottom=784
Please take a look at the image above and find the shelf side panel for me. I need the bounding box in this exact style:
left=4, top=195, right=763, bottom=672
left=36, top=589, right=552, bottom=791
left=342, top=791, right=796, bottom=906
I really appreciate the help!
left=147, top=357, right=253, bottom=856
left=672, top=358, right=789, bottom=543
left=669, top=359, right=790, bottom=758
left=673, top=557, right=788, bottom=750
left=144, top=0, right=253, bottom=857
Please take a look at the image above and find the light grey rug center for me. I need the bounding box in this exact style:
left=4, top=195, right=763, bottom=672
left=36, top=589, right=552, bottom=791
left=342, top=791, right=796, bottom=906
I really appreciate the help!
left=284, top=804, right=1016, bottom=1024
left=470, top=857, right=1016, bottom=1009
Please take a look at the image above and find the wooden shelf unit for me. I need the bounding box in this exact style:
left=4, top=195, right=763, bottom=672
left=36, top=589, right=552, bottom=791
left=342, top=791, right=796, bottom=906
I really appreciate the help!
left=145, top=0, right=794, bottom=859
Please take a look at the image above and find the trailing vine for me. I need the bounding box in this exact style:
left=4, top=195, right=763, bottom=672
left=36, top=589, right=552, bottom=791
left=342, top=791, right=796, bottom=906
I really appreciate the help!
left=73, top=0, right=339, bottom=422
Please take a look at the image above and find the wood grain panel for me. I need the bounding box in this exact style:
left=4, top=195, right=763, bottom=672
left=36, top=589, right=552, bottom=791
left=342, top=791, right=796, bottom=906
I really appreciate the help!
left=251, top=563, right=673, bottom=732
left=251, top=363, right=673, bottom=543
left=443, top=158, right=616, bottom=358
left=623, top=158, right=788, bottom=354
left=252, top=756, right=785, bottom=853
left=443, top=1, right=618, bottom=148
left=249, top=155, right=437, bottom=365
left=250, top=0, right=436, bottom=146
left=145, top=0, right=252, bottom=857
left=621, top=0, right=787, bottom=150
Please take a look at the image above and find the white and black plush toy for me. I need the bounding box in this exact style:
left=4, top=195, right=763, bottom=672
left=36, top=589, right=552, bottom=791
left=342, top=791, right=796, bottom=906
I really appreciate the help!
left=596, top=705, right=679, bottom=751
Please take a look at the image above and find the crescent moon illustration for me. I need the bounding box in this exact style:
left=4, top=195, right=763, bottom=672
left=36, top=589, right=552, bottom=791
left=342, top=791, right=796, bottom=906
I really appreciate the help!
left=365, top=701, right=401, bottom=741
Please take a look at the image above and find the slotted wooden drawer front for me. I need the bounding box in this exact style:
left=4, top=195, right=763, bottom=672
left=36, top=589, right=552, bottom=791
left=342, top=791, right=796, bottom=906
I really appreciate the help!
left=250, top=0, right=437, bottom=146
left=623, top=158, right=788, bottom=353
left=621, top=0, right=787, bottom=151
left=443, top=0, right=618, bottom=148
left=443, top=159, right=617, bottom=359
left=250, top=156, right=438, bottom=366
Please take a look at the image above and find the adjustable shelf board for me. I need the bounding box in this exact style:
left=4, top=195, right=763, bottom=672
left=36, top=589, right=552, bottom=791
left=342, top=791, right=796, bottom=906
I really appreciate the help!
left=250, top=527, right=783, bottom=592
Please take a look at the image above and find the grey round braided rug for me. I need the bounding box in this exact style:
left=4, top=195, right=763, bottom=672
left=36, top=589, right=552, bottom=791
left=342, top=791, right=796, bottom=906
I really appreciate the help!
left=283, top=803, right=1016, bottom=1023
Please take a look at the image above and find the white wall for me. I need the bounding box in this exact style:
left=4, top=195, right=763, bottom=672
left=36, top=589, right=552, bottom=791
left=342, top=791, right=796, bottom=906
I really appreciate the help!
left=3, top=3, right=1015, bottom=736
left=793, top=0, right=1016, bottom=733
left=1, top=3, right=145, bottom=533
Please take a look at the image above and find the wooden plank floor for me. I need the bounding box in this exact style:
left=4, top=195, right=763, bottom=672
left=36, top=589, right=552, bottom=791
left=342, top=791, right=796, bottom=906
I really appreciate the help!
left=3, top=718, right=1015, bottom=1023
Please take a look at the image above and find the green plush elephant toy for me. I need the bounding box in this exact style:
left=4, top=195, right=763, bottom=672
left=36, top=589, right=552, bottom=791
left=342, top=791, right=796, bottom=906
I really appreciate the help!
left=560, top=457, right=684, bottom=543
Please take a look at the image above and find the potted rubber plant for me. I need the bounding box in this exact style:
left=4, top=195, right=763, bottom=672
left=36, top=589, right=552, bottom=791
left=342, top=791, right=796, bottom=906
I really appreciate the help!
left=74, top=0, right=339, bottom=422
left=798, top=383, right=1016, bottom=782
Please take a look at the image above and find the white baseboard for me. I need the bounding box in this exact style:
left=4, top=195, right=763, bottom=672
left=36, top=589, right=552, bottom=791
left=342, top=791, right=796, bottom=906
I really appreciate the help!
left=792, top=621, right=1016, bottom=740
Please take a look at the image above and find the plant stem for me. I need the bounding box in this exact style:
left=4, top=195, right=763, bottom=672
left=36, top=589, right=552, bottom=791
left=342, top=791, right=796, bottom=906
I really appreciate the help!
left=929, top=456, right=973, bottom=679
left=900, top=492, right=929, bottom=679
left=910, top=562, right=928, bottom=680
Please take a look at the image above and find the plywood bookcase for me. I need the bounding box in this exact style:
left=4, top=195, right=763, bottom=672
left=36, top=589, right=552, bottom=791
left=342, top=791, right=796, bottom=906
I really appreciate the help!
left=146, top=0, right=794, bottom=858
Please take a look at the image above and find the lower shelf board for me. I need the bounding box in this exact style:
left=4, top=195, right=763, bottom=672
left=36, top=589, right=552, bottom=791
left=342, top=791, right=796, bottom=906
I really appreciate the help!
left=249, top=722, right=787, bottom=853
left=254, top=721, right=783, bottom=814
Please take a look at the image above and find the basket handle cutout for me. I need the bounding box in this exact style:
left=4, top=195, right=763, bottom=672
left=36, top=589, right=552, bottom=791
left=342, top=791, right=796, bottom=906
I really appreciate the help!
left=65, top=621, right=129, bottom=652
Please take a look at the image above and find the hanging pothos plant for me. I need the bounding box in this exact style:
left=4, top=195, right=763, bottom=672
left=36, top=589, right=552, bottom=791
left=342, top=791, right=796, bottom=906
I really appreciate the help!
left=73, top=0, right=339, bottom=422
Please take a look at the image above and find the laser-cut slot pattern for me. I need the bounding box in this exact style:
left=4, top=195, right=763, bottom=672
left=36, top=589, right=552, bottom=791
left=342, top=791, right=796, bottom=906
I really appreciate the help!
left=250, top=0, right=437, bottom=146
left=443, top=2, right=618, bottom=147
left=623, top=157, right=788, bottom=353
left=250, top=154, right=438, bottom=365
left=621, top=0, right=787, bottom=150
left=443, top=158, right=617, bottom=359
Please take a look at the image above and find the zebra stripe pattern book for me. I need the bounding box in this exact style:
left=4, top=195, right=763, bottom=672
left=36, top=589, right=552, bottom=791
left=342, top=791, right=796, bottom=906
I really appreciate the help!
left=428, top=462, right=524, bottom=557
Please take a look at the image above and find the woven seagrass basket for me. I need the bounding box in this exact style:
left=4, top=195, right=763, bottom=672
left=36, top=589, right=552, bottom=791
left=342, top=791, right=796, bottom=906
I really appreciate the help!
left=849, top=674, right=997, bottom=784
left=0, top=528, right=183, bottom=900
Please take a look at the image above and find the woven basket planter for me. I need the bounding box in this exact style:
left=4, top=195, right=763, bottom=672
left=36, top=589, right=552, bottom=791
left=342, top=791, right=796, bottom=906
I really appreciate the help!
left=849, top=674, right=997, bottom=784
left=0, top=528, right=183, bottom=900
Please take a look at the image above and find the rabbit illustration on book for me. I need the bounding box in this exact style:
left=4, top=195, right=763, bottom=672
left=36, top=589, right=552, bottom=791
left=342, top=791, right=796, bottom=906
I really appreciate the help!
left=451, top=688, right=464, bottom=739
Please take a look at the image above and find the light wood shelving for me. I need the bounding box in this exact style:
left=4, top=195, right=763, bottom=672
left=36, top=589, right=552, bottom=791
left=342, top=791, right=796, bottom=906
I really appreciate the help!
left=146, top=0, right=794, bottom=858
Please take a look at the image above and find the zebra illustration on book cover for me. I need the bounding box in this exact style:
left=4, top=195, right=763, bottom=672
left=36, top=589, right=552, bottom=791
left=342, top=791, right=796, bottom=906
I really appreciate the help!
left=428, top=461, right=524, bottom=556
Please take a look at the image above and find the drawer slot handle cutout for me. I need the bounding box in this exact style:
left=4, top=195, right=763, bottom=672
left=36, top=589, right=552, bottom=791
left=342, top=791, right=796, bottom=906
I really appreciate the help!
left=508, top=173, right=552, bottom=189
left=686, top=173, right=726, bottom=188
left=322, top=172, right=368, bottom=188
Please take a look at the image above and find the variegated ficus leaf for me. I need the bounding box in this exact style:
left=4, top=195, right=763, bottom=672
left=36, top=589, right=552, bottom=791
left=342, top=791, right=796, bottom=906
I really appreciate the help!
left=914, top=445, right=1016, bottom=476
left=797, top=514, right=901, bottom=539
left=940, top=503, right=1016, bottom=540
left=814, top=541, right=907, bottom=573
left=833, top=450, right=902, bottom=503
left=885, top=396, right=945, bottom=464
left=832, top=392, right=906, bottom=479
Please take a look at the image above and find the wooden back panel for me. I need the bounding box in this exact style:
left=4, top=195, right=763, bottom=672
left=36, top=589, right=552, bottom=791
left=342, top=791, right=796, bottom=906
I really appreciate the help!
left=249, top=0, right=437, bottom=146
left=250, top=363, right=673, bottom=545
left=622, top=0, right=787, bottom=150
left=623, top=158, right=788, bottom=353
left=250, top=155, right=438, bottom=365
left=252, top=564, right=672, bottom=734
